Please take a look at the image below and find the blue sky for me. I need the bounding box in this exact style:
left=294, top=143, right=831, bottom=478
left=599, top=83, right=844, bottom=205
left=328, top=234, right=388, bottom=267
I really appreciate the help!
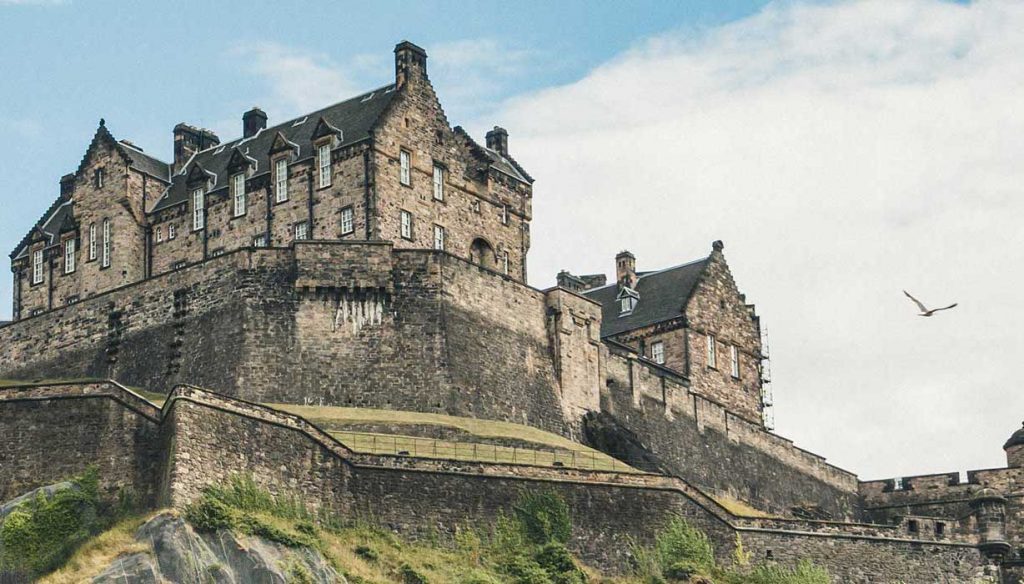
left=3, top=0, right=1022, bottom=481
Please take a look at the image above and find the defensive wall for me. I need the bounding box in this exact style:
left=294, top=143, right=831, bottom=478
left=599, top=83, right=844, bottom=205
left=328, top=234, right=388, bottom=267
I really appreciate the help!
left=0, top=381, right=993, bottom=581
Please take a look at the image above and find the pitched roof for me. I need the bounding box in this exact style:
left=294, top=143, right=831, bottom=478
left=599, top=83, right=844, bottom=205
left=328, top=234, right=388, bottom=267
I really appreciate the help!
left=454, top=126, right=533, bottom=184
left=151, top=84, right=398, bottom=212
left=584, top=257, right=710, bottom=337
left=10, top=198, right=73, bottom=260
left=118, top=140, right=171, bottom=182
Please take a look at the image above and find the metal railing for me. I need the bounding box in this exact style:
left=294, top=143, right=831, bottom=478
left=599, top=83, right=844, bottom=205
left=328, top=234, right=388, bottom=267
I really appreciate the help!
left=330, top=431, right=638, bottom=473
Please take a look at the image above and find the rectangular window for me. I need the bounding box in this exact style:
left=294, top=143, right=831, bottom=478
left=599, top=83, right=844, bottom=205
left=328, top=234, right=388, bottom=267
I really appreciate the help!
left=433, top=224, right=445, bottom=251
left=156, top=226, right=163, bottom=243
left=66, top=295, right=79, bottom=305
left=232, top=173, right=246, bottom=217
left=432, top=164, right=444, bottom=200
left=501, top=204, right=509, bottom=225
left=400, top=210, right=413, bottom=240
left=652, top=341, right=665, bottom=365
left=318, top=144, right=331, bottom=188
left=275, top=158, right=289, bottom=202
left=64, top=239, right=76, bottom=274
left=172, top=260, right=187, bottom=271
left=294, top=222, right=309, bottom=241
left=503, top=251, right=510, bottom=275
left=168, top=224, right=176, bottom=240
left=730, top=345, right=740, bottom=378
left=400, top=149, right=411, bottom=186
left=88, top=224, right=97, bottom=260
left=101, top=219, right=111, bottom=267
left=707, top=334, right=717, bottom=369
left=32, top=249, right=43, bottom=284
left=253, top=234, right=267, bottom=248
left=95, top=168, right=104, bottom=188
left=192, top=188, right=205, bottom=231
left=211, top=248, right=225, bottom=258
left=340, top=206, right=354, bottom=235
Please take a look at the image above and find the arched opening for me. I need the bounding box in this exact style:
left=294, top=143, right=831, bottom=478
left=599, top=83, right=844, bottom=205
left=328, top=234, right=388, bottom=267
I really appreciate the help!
left=469, top=237, right=497, bottom=270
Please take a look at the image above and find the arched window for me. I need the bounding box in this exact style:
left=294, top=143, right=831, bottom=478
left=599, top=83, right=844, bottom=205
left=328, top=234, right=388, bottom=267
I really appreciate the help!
left=469, top=237, right=496, bottom=270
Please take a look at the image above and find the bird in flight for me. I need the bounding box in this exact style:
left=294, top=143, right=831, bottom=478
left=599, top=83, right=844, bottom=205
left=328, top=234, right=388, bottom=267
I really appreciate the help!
left=903, top=290, right=958, bottom=317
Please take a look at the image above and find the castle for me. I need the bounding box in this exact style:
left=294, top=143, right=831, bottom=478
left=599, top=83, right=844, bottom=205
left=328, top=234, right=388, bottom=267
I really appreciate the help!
left=2, top=41, right=1022, bottom=582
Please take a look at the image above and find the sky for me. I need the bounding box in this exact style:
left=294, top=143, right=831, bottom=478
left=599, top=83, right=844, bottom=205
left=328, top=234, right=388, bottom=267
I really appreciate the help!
left=1, top=0, right=1020, bottom=481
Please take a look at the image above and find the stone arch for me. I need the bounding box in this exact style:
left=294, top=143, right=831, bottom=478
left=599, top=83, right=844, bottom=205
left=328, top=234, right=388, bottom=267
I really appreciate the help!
left=469, top=237, right=497, bottom=270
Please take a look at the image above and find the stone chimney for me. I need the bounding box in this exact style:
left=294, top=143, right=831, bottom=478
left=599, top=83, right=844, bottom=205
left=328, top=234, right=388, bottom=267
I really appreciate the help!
left=173, top=123, right=220, bottom=173
left=242, top=107, right=267, bottom=139
left=616, top=251, right=637, bottom=290
left=60, top=173, right=75, bottom=198
left=394, top=40, right=428, bottom=89
left=486, top=126, right=508, bottom=155
left=1004, top=423, right=1024, bottom=467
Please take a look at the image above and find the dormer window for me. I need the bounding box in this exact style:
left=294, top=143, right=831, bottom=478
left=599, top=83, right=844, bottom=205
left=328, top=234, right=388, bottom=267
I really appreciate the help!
left=617, top=287, right=639, bottom=315
left=32, top=250, right=43, bottom=284
left=232, top=173, right=246, bottom=217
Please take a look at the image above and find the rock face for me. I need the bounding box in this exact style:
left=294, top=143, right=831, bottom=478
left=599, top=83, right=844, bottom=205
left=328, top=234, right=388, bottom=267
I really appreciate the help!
left=92, top=513, right=343, bottom=584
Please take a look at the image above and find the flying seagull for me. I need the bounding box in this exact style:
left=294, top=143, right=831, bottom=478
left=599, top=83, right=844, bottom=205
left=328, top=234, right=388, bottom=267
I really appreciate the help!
left=903, top=290, right=958, bottom=317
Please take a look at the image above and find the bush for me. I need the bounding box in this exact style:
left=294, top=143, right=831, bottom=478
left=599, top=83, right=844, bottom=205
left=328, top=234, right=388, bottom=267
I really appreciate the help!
left=513, top=491, right=572, bottom=546
left=535, top=542, right=587, bottom=584
left=399, top=562, right=429, bottom=584
left=498, top=555, right=554, bottom=584
left=653, top=518, right=714, bottom=574
left=185, top=496, right=235, bottom=532
left=743, top=560, right=831, bottom=584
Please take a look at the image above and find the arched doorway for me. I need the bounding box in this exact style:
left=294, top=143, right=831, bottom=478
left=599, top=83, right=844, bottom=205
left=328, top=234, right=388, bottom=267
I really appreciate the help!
left=469, top=237, right=497, bottom=270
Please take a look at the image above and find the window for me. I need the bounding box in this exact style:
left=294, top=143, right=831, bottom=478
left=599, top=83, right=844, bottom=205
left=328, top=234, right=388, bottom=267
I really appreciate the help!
left=706, top=334, right=717, bottom=369
left=400, top=149, right=411, bottom=186
left=652, top=341, right=665, bottom=365
left=156, top=227, right=163, bottom=243
left=619, top=289, right=638, bottom=314
left=907, top=520, right=919, bottom=534
left=101, top=219, right=111, bottom=267
left=95, top=168, right=104, bottom=188
left=172, top=260, right=187, bottom=271
left=340, top=206, right=354, bottom=235
left=433, top=224, right=445, bottom=251
left=64, top=239, right=76, bottom=274
left=471, top=200, right=481, bottom=214
left=432, top=164, right=444, bottom=200
left=501, top=204, right=509, bottom=225
left=30, top=308, right=44, bottom=317
left=935, top=522, right=945, bottom=537
left=400, top=210, right=413, bottom=240
left=192, top=188, right=205, bottom=231
left=318, top=144, right=331, bottom=188
left=275, top=158, right=289, bottom=202
left=730, top=345, right=740, bottom=378
left=211, top=248, right=225, bottom=258
left=66, top=295, right=79, bottom=305
left=232, top=173, right=246, bottom=217
left=32, top=250, right=43, bottom=284
left=168, top=224, right=176, bottom=240
left=294, top=222, right=309, bottom=241
left=503, top=251, right=510, bottom=275
left=88, top=223, right=97, bottom=260
left=253, top=234, right=267, bottom=248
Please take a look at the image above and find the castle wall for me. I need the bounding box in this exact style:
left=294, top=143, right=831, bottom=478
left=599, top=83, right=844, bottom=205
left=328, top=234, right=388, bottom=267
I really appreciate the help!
left=600, top=347, right=862, bottom=520
left=0, top=382, right=161, bottom=504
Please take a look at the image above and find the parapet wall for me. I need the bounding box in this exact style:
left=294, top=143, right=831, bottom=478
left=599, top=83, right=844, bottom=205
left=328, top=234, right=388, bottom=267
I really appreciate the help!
left=599, top=343, right=861, bottom=520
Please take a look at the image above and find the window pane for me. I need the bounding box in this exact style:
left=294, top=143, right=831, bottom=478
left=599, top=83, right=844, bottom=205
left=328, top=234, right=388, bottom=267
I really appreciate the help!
left=276, top=159, right=289, bottom=201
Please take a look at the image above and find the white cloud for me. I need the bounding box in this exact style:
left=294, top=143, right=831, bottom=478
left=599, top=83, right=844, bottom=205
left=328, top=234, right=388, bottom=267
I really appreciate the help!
left=483, top=0, right=1024, bottom=479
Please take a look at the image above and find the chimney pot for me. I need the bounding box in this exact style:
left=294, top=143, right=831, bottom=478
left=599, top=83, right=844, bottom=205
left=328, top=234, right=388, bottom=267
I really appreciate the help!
left=243, top=107, right=268, bottom=139
left=486, top=126, right=509, bottom=155
left=616, top=250, right=637, bottom=290
left=173, top=123, right=220, bottom=173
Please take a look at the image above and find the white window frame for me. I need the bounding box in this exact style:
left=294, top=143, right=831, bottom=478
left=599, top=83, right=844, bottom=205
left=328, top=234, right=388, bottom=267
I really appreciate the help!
left=400, top=149, right=411, bottom=186
left=294, top=222, right=309, bottom=241
left=253, top=234, right=267, bottom=248
left=32, top=249, right=43, bottom=284
left=88, top=223, right=97, bottom=260
left=503, top=251, right=510, bottom=275
left=707, top=334, right=717, bottom=369
left=318, top=144, right=331, bottom=188
left=340, top=206, right=354, bottom=235
left=501, top=204, right=509, bottom=225
left=64, top=239, right=76, bottom=274
left=95, top=168, right=104, bottom=188
left=400, top=210, right=413, bottom=240
left=101, top=219, right=111, bottom=268
left=652, top=341, right=665, bottom=365
left=433, top=224, right=445, bottom=251
left=730, top=345, right=740, bottom=378
left=275, top=158, right=289, bottom=202
left=432, top=164, right=444, bottom=200
left=232, top=173, right=246, bottom=217
left=156, top=226, right=163, bottom=243
left=168, top=224, right=176, bottom=240
left=192, top=188, right=205, bottom=231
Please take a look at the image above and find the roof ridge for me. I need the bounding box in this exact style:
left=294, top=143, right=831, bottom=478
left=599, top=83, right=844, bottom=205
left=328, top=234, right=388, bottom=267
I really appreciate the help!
left=636, top=256, right=709, bottom=281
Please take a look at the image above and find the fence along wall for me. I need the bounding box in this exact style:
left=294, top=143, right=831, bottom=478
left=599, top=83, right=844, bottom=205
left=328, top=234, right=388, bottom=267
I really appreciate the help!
left=599, top=346, right=861, bottom=520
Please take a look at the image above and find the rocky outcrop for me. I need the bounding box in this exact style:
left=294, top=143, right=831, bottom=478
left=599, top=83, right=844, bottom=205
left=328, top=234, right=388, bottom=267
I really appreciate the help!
left=92, top=513, right=343, bottom=584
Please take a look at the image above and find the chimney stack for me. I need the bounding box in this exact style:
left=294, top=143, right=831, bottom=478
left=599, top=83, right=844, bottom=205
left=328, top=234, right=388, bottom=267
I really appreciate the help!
left=173, top=123, right=220, bottom=173
left=243, top=107, right=267, bottom=139
left=394, top=41, right=428, bottom=89
left=616, top=250, right=637, bottom=290
left=486, top=126, right=508, bottom=156
left=59, top=173, right=75, bottom=198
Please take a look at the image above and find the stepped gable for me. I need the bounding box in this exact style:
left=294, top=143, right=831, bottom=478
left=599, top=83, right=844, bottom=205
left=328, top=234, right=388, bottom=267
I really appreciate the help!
left=151, top=84, right=398, bottom=212
left=584, top=256, right=709, bottom=337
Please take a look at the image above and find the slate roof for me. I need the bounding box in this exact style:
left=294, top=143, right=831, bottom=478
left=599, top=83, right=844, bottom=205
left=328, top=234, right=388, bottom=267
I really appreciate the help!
left=584, top=256, right=710, bottom=338
left=9, top=198, right=73, bottom=260
left=118, top=141, right=171, bottom=182
left=151, top=84, right=398, bottom=212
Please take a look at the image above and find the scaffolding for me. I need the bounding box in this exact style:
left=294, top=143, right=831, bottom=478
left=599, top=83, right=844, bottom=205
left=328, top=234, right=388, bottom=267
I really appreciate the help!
left=760, top=326, right=776, bottom=431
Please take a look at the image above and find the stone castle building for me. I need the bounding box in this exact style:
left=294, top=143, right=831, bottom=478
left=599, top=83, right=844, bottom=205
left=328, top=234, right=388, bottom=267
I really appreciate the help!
left=2, top=41, right=1023, bottom=582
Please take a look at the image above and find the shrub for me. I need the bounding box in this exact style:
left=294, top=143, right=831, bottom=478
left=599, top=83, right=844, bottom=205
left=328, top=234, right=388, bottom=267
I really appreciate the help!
left=744, top=560, right=831, bottom=584
left=399, top=562, right=429, bottom=584
left=513, top=491, right=572, bottom=546
left=185, top=496, right=235, bottom=532
left=653, top=518, right=714, bottom=573
left=498, top=555, right=554, bottom=584
left=535, top=542, right=587, bottom=584
left=355, top=544, right=379, bottom=561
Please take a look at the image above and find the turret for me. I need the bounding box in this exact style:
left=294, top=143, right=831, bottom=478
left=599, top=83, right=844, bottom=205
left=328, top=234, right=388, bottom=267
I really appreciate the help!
left=616, top=250, right=637, bottom=290
left=971, top=488, right=1011, bottom=561
left=1004, top=422, right=1024, bottom=467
